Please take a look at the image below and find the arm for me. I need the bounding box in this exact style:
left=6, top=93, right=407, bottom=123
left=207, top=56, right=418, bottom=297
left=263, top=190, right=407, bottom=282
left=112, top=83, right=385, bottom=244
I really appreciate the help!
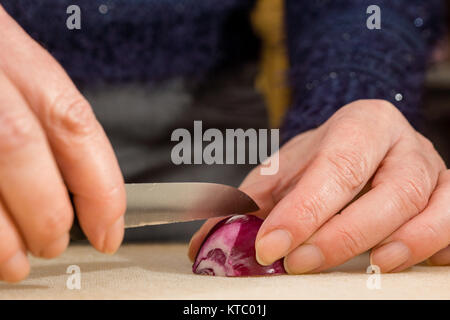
left=190, top=1, right=450, bottom=273
left=282, top=0, right=447, bottom=142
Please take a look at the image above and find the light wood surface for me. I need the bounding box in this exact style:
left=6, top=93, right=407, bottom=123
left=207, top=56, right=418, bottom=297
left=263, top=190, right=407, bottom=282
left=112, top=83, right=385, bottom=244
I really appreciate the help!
left=0, top=243, right=448, bottom=300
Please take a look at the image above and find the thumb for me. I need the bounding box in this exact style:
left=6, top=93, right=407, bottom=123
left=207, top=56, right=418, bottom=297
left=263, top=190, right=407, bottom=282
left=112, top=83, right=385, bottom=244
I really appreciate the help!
left=187, top=131, right=318, bottom=262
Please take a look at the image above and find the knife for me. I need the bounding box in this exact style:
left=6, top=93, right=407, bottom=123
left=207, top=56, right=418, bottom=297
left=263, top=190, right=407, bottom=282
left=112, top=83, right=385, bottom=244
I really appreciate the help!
left=69, top=182, right=259, bottom=240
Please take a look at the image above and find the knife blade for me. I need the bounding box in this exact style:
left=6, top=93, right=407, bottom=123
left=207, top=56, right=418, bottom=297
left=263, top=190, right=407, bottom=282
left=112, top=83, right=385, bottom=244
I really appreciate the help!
left=70, top=182, right=259, bottom=240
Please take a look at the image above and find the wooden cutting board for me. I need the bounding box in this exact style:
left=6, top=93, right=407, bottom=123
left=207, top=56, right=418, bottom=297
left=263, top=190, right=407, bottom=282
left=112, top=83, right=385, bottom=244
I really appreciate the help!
left=0, top=243, right=448, bottom=299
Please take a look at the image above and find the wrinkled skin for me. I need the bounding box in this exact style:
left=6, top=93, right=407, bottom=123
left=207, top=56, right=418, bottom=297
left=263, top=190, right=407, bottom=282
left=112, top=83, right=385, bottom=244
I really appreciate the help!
left=190, top=100, right=450, bottom=275
left=193, top=215, right=285, bottom=277
left=0, top=6, right=126, bottom=283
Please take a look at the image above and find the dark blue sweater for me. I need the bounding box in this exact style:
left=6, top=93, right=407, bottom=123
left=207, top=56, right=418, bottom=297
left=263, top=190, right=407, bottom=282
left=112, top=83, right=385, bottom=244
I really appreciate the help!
left=1, top=0, right=446, bottom=142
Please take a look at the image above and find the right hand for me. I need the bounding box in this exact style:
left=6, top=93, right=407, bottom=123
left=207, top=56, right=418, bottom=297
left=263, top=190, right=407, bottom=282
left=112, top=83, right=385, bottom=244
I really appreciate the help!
left=0, top=6, right=126, bottom=282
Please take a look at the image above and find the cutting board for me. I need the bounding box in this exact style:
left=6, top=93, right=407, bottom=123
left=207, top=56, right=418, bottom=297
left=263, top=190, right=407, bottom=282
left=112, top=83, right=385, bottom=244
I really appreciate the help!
left=0, top=243, right=449, bottom=299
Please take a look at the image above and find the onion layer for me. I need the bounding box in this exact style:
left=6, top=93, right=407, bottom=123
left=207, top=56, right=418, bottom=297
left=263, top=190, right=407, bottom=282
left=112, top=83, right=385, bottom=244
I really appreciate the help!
left=193, top=215, right=286, bottom=277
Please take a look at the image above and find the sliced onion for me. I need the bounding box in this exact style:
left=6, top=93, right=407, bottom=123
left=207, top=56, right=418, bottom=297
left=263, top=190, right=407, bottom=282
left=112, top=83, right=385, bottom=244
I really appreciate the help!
left=193, top=215, right=286, bottom=277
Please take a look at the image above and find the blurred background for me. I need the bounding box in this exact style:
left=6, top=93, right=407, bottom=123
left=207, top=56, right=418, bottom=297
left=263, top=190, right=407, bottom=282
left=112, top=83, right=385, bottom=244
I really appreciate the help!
left=67, top=0, right=450, bottom=242
left=117, top=2, right=450, bottom=243
left=2, top=1, right=448, bottom=243
left=423, top=0, right=450, bottom=166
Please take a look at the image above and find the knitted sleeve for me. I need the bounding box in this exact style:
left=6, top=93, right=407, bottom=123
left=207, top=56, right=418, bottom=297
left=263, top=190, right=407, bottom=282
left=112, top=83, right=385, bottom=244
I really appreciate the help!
left=0, top=0, right=256, bottom=84
left=281, top=0, right=447, bottom=143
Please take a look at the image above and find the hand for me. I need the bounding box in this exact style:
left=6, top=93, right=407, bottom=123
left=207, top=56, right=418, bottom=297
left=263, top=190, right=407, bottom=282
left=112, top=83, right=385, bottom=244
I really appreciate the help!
left=189, top=99, right=449, bottom=273
left=0, top=6, right=126, bottom=282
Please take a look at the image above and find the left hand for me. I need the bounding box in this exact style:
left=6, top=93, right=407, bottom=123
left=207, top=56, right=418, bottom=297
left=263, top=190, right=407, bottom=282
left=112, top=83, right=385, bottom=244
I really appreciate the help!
left=188, top=99, right=450, bottom=273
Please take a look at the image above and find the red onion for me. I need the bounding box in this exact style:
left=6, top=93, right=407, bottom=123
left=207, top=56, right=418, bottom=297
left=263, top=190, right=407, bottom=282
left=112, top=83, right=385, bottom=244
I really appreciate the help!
left=192, top=215, right=286, bottom=277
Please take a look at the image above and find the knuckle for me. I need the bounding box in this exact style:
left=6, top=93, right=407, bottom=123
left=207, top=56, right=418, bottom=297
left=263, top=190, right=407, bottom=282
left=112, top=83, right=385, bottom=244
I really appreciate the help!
left=349, top=99, right=395, bottom=114
left=335, top=226, right=368, bottom=257
left=0, top=109, right=39, bottom=154
left=417, top=134, right=435, bottom=152
left=393, top=175, right=430, bottom=213
left=416, top=134, right=446, bottom=171
left=47, top=93, right=97, bottom=138
left=331, top=115, right=365, bottom=137
left=417, top=222, right=443, bottom=244
left=367, top=99, right=396, bottom=112
left=336, top=226, right=368, bottom=257
left=361, top=99, right=399, bottom=118
left=351, top=99, right=406, bottom=126
left=293, top=196, right=324, bottom=230
left=35, top=208, right=73, bottom=243
left=323, top=149, right=368, bottom=192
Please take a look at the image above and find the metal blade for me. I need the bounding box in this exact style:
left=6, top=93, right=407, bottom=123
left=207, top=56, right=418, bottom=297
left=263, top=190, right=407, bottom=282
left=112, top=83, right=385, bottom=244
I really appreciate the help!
left=124, top=183, right=259, bottom=228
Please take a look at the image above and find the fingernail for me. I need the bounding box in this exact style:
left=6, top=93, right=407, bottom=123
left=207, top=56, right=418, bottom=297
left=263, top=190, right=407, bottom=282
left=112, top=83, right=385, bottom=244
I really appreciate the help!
left=284, top=244, right=324, bottom=274
left=188, top=231, right=198, bottom=262
left=188, top=230, right=199, bottom=248
left=370, top=241, right=410, bottom=272
left=256, top=229, right=292, bottom=266
left=102, top=216, right=124, bottom=254
left=0, top=251, right=30, bottom=283
left=39, top=233, right=70, bottom=258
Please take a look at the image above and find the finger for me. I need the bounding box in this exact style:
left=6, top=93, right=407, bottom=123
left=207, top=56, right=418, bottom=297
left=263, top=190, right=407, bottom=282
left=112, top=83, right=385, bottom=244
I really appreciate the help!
left=428, top=246, right=450, bottom=266
left=256, top=100, right=405, bottom=265
left=0, top=200, right=30, bottom=282
left=371, top=169, right=450, bottom=272
left=188, top=129, right=319, bottom=262
left=0, top=8, right=126, bottom=253
left=0, top=70, right=72, bottom=258
left=284, top=137, right=442, bottom=274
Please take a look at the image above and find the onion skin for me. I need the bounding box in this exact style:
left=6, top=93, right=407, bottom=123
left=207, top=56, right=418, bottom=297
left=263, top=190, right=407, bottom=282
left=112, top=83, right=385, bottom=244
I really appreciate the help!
left=192, top=215, right=286, bottom=277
